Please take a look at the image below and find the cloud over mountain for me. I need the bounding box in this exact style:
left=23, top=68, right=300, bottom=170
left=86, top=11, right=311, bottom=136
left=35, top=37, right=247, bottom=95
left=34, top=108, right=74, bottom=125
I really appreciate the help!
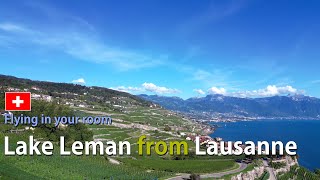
left=111, top=83, right=180, bottom=95
left=142, top=83, right=180, bottom=94
left=193, top=89, right=205, bottom=95
left=231, top=85, right=301, bottom=98
left=196, top=85, right=304, bottom=98
left=72, top=78, right=85, bottom=84
left=208, top=87, right=227, bottom=95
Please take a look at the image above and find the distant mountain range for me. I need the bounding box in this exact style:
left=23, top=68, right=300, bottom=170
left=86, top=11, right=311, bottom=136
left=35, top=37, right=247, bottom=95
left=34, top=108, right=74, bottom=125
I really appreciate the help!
left=2, top=74, right=320, bottom=119
left=139, top=94, right=320, bottom=119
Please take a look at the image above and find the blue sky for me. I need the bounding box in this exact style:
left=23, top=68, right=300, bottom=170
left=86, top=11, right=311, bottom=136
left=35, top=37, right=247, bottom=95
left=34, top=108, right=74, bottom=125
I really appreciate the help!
left=0, top=0, right=320, bottom=99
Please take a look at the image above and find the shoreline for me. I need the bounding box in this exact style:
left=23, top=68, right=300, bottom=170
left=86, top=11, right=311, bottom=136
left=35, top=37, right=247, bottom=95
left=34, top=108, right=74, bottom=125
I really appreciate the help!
left=208, top=120, right=320, bottom=171
left=205, top=117, right=320, bottom=123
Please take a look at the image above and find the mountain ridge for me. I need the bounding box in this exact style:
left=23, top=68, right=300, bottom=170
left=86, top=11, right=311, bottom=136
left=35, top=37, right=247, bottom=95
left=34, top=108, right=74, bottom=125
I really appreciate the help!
left=139, top=94, right=320, bottom=119
left=0, top=74, right=153, bottom=108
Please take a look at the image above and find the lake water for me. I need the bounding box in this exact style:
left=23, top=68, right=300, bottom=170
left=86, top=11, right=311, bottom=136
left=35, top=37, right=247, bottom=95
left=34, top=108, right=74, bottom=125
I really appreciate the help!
left=210, top=120, right=320, bottom=171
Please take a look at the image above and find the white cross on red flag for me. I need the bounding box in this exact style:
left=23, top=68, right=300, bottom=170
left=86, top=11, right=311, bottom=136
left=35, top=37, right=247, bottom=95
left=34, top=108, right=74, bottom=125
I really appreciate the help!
left=5, top=92, right=31, bottom=111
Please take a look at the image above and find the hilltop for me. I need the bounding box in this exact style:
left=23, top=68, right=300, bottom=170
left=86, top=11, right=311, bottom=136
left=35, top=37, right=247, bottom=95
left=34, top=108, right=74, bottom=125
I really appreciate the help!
left=0, top=74, right=152, bottom=108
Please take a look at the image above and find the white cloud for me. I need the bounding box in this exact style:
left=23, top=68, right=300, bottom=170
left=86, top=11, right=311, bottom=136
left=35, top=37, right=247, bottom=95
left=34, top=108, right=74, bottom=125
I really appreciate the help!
left=193, top=89, right=205, bottom=95
left=111, top=86, right=143, bottom=93
left=192, top=70, right=212, bottom=81
left=179, top=0, right=248, bottom=35
left=202, top=85, right=303, bottom=98
left=0, top=22, right=166, bottom=71
left=189, top=68, right=236, bottom=89
left=0, top=23, right=30, bottom=33
left=208, top=87, right=227, bottom=95
left=72, top=78, right=85, bottom=84
left=231, top=85, right=302, bottom=98
left=311, top=80, right=320, bottom=84
left=142, top=83, right=180, bottom=94
left=111, top=83, right=180, bottom=95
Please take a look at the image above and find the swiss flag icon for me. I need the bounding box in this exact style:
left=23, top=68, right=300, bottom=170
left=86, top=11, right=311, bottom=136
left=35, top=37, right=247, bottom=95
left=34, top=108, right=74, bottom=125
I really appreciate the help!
left=5, top=92, right=31, bottom=111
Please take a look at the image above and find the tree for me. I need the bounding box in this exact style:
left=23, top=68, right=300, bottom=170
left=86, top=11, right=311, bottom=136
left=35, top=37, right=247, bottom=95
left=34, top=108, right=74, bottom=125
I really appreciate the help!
left=164, top=125, right=171, bottom=131
left=5, top=100, right=93, bottom=143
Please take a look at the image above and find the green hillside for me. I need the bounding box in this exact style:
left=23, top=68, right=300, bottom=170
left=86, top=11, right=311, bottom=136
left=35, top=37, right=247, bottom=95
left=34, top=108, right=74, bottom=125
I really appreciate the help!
left=0, top=75, right=239, bottom=179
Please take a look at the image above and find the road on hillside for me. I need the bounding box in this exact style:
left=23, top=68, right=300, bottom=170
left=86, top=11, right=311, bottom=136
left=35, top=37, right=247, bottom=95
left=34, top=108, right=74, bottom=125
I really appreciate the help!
left=166, top=163, right=247, bottom=180
left=263, top=160, right=277, bottom=180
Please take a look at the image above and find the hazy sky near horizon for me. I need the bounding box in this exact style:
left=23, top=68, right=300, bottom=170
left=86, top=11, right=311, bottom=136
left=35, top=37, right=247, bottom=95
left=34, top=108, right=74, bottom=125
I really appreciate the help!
left=0, top=0, right=320, bottom=99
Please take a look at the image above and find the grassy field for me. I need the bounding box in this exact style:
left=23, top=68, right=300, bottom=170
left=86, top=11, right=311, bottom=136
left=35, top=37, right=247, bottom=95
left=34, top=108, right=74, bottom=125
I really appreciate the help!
left=0, top=129, right=241, bottom=179
left=0, top=133, right=172, bottom=180
left=120, top=158, right=237, bottom=174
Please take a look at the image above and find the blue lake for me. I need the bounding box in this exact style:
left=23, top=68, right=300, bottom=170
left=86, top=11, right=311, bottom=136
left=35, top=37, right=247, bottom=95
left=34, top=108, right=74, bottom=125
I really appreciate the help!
left=210, top=120, right=320, bottom=170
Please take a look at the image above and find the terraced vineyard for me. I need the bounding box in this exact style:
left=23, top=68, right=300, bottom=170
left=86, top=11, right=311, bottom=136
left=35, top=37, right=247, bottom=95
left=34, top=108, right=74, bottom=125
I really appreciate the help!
left=81, top=106, right=239, bottom=175
left=277, top=165, right=319, bottom=180
left=0, top=75, right=241, bottom=179
left=0, top=102, right=240, bottom=179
